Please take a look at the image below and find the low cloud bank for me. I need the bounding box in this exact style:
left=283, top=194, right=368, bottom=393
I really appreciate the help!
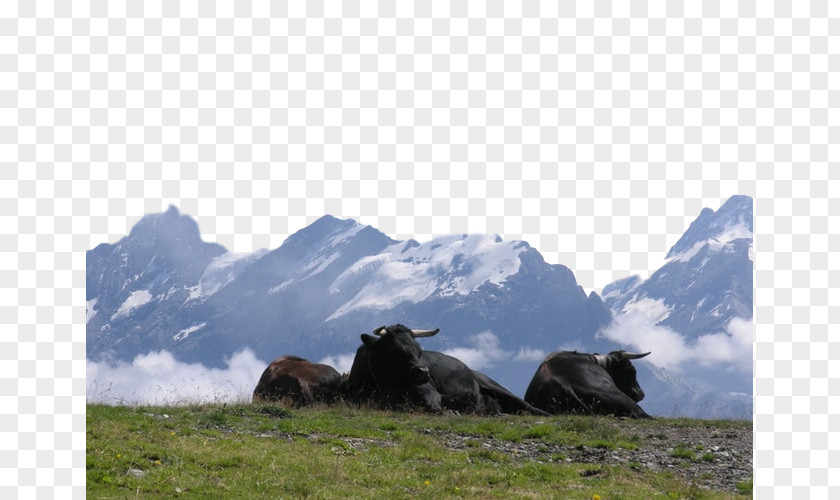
left=442, top=330, right=546, bottom=370
left=317, top=352, right=356, bottom=374
left=600, top=313, right=753, bottom=374
left=87, top=349, right=267, bottom=405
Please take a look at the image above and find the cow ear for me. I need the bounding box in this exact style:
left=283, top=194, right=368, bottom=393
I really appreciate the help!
left=361, top=334, right=378, bottom=346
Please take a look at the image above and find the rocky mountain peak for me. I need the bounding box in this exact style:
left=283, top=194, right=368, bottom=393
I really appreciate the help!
left=666, top=195, right=753, bottom=261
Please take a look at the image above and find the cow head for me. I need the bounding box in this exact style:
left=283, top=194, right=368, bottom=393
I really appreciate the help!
left=596, top=350, right=650, bottom=402
left=359, top=324, right=440, bottom=388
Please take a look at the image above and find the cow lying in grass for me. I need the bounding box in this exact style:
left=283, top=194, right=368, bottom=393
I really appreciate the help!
left=345, top=324, right=547, bottom=415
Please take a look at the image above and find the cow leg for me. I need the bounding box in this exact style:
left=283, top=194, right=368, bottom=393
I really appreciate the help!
left=408, top=383, right=443, bottom=413
left=474, top=372, right=549, bottom=416
left=569, top=385, right=652, bottom=418
left=562, top=385, right=596, bottom=415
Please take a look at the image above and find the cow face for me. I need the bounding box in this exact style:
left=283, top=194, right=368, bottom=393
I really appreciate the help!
left=359, top=325, right=437, bottom=387
left=602, top=350, right=650, bottom=402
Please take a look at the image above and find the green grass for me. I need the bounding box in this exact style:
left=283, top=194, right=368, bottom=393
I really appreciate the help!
left=87, top=403, right=749, bottom=499
left=670, top=445, right=721, bottom=464
left=670, top=445, right=697, bottom=460
left=735, top=479, right=753, bottom=495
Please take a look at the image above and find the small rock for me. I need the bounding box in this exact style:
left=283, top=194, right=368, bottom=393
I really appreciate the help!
left=579, top=468, right=602, bottom=477
left=127, top=468, right=146, bottom=478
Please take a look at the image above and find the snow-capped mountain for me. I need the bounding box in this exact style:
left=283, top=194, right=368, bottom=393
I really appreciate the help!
left=87, top=210, right=610, bottom=397
left=602, top=195, right=753, bottom=338
left=86, top=206, right=228, bottom=359
left=87, top=196, right=753, bottom=418
left=600, top=195, right=754, bottom=417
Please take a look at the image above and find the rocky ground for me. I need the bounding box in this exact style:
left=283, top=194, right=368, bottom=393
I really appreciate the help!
left=332, top=418, right=753, bottom=494
left=221, top=406, right=753, bottom=494
left=436, top=419, right=753, bottom=494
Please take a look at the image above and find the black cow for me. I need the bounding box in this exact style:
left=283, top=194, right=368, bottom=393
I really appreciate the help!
left=253, top=356, right=342, bottom=405
left=524, top=350, right=652, bottom=418
left=346, top=324, right=547, bottom=415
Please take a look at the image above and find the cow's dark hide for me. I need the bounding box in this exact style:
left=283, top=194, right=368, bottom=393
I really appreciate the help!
left=346, top=324, right=546, bottom=415
left=524, top=350, right=651, bottom=418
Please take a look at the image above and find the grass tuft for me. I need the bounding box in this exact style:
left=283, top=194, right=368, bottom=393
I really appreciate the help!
left=670, top=445, right=697, bottom=460
left=735, top=478, right=753, bottom=495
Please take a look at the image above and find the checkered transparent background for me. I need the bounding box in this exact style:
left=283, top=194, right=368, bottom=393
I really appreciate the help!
left=1, top=0, right=837, bottom=496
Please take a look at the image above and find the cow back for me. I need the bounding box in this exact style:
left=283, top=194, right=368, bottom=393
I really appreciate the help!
left=253, top=356, right=341, bottom=405
left=524, top=351, right=651, bottom=418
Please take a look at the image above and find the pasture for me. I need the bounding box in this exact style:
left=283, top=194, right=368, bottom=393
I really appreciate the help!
left=87, top=403, right=752, bottom=498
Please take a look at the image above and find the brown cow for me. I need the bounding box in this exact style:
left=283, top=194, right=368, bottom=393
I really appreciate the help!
left=252, top=356, right=342, bottom=405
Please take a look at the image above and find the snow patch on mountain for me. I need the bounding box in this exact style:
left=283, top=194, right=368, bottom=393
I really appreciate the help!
left=600, top=275, right=641, bottom=303
left=192, top=248, right=268, bottom=302
left=669, top=217, right=752, bottom=264
left=111, top=290, right=152, bottom=320
left=621, top=296, right=672, bottom=323
left=326, top=222, right=364, bottom=247
left=326, top=251, right=437, bottom=319
left=206, top=250, right=266, bottom=273
left=267, top=280, right=294, bottom=295
left=87, top=298, right=98, bottom=323
left=187, top=250, right=268, bottom=302
left=174, top=322, right=207, bottom=342
left=327, top=234, right=526, bottom=320
left=300, top=252, right=341, bottom=278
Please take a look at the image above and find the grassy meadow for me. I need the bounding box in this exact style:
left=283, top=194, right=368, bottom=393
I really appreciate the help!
left=87, top=403, right=751, bottom=499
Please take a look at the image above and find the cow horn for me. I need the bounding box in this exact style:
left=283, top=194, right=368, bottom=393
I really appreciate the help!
left=409, top=328, right=440, bottom=338
left=372, top=326, right=388, bottom=336
left=622, top=351, right=651, bottom=360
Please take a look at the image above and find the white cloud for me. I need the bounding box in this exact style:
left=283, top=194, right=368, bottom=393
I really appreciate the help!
left=439, top=331, right=549, bottom=370
left=513, top=346, right=547, bottom=363
left=317, top=353, right=356, bottom=374
left=442, top=330, right=507, bottom=370
left=693, top=317, right=753, bottom=369
left=87, top=349, right=268, bottom=405
left=600, top=313, right=753, bottom=374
